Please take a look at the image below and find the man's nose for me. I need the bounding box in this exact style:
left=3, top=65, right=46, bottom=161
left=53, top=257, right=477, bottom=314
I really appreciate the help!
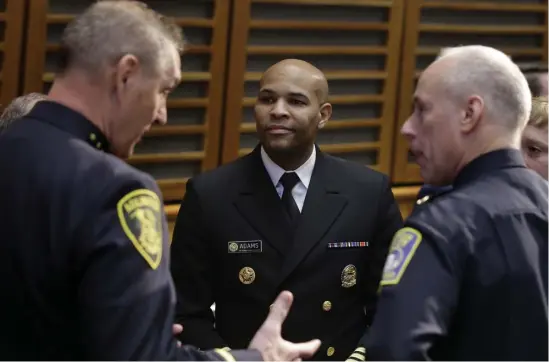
left=155, top=106, right=167, bottom=125
left=270, top=99, right=289, bottom=118
left=400, top=117, right=415, bottom=140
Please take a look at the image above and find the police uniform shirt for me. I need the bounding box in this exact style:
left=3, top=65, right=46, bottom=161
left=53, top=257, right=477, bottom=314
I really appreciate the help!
left=0, top=101, right=260, bottom=361
left=366, top=149, right=548, bottom=361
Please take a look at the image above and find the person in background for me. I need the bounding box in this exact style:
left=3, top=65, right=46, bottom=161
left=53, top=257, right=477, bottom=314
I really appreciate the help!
left=366, top=45, right=547, bottom=360
left=171, top=58, right=403, bottom=361
left=521, top=96, right=548, bottom=180
left=0, top=93, right=47, bottom=133
left=0, top=1, right=319, bottom=360
left=519, top=61, right=548, bottom=97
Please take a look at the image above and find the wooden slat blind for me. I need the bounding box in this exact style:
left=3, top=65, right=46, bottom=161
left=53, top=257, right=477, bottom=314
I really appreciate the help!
left=222, top=0, right=405, bottom=174
left=23, top=0, right=231, bottom=202
left=0, top=0, right=24, bottom=110
left=392, top=0, right=549, bottom=184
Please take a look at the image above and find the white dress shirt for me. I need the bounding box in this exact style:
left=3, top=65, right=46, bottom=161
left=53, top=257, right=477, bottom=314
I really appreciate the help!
left=260, top=146, right=316, bottom=212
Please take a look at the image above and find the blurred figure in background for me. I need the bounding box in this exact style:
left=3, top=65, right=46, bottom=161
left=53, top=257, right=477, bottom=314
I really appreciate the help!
left=0, top=93, right=47, bottom=133
left=521, top=96, right=548, bottom=180
left=519, top=61, right=548, bottom=97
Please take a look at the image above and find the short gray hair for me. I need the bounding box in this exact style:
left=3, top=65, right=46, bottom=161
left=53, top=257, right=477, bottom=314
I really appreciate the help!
left=59, top=0, right=185, bottom=76
left=436, top=45, right=532, bottom=130
left=0, top=93, right=47, bottom=132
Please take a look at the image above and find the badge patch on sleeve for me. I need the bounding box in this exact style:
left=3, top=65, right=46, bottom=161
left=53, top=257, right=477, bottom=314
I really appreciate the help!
left=117, top=189, right=163, bottom=270
left=380, top=227, right=422, bottom=286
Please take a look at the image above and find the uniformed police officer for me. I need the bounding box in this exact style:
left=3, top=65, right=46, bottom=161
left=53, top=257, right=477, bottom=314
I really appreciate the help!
left=365, top=45, right=548, bottom=360
left=0, top=1, right=320, bottom=360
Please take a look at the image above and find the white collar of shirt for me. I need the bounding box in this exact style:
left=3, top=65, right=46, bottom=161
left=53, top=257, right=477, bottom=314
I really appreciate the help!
left=260, top=146, right=316, bottom=189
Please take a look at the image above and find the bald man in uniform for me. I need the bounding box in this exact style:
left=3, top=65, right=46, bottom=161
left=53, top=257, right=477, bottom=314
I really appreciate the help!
left=170, top=59, right=403, bottom=361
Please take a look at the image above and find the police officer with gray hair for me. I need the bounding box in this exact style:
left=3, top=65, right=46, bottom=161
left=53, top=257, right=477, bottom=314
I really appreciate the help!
left=366, top=45, right=547, bottom=360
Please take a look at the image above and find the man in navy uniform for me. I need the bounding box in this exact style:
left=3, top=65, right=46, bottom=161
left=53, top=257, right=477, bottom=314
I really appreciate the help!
left=171, top=58, right=403, bottom=361
left=0, top=1, right=320, bottom=360
left=366, top=45, right=548, bottom=360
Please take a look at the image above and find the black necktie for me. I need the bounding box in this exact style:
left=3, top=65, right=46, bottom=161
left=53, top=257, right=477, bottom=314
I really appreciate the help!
left=279, top=172, right=301, bottom=224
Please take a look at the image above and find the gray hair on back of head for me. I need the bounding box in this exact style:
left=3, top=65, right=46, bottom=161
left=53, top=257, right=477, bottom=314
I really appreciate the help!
left=59, top=0, right=185, bottom=76
left=436, top=45, right=532, bottom=131
left=0, top=93, right=48, bottom=133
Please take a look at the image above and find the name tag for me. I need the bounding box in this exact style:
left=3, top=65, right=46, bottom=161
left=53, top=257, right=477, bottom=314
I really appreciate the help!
left=228, top=240, right=262, bottom=253
left=328, top=241, right=368, bottom=249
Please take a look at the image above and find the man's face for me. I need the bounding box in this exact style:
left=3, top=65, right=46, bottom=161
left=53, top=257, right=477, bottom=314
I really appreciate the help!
left=521, top=124, right=548, bottom=180
left=401, top=62, right=464, bottom=186
left=254, top=65, right=329, bottom=154
left=110, top=45, right=181, bottom=159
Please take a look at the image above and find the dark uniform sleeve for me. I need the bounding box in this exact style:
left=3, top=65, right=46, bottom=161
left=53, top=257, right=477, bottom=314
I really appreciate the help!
left=364, top=223, right=464, bottom=361
left=75, top=175, right=260, bottom=361
left=348, top=178, right=404, bottom=361
left=170, top=178, right=228, bottom=349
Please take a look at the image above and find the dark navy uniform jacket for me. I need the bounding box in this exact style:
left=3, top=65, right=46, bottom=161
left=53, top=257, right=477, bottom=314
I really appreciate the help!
left=416, top=184, right=453, bottom=201
left=367, top=149, right=548, bottom=361
left=171, top=145, right=403, bottom=362
left=0, top=101, right=260, bottom=361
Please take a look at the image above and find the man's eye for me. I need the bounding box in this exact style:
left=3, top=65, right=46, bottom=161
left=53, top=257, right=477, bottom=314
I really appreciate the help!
left=289, top=99, right=306, bottom=106
left=528, top=145, right=543, bottom=155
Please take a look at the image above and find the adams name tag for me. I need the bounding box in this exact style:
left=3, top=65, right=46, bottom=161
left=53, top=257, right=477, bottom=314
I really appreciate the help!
left=228, top=240, right=262, bottom=254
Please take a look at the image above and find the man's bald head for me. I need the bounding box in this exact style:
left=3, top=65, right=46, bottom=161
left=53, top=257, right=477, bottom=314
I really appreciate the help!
left=431, top=45, right=531, bottom=131
left=254, top=59, right=332, bottom=169
left=260, top=59, right=329, bottom=104
left=401, top=45, right=532, bottom=186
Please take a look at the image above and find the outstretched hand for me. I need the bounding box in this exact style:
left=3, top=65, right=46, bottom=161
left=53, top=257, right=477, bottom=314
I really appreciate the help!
left=173, top=323, right=183, bottom=347
left=249, top=291, right=321, bottom=361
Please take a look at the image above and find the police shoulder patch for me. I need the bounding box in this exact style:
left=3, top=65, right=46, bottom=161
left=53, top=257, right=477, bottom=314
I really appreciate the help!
left=380, top=227, right=422, bottom=286
left=117, top=188, right=163, bottom=270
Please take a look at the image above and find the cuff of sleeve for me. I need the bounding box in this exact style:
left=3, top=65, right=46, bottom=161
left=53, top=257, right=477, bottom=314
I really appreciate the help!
left=346, top=346, right=366, bottom=361
left=216, top=348, right=262, bottom=361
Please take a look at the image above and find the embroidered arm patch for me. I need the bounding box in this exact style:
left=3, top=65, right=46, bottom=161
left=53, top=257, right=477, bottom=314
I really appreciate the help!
left=380, top=227, right=422, bottom=286
left=117, top=189, right=163, bottom=270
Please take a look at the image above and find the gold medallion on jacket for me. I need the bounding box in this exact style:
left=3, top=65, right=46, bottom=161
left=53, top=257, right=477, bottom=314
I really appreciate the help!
left=239, top=266, right=256, bottom=284
left=341, top=264, right=357, bottom=288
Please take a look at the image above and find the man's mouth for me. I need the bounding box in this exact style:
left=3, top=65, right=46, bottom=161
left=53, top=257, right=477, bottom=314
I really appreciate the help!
left=266, top=126, right=293, bottom=135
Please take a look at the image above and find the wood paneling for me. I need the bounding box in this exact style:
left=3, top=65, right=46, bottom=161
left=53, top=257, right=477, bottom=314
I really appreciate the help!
left=222, top=0, right=405, bottom=174
left=392, top=0, right=549, bottom=184
left=0, top=0, right=25, bottom=110
left=23, top=0, right=232, bottom=202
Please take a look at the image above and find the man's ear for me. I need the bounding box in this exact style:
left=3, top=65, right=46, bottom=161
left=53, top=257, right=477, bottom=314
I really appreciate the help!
left=317, top=103, right=332, bottom=129
left=113, top=54, right=140, bottom=96
left=461, top=95, right=484, bottom=133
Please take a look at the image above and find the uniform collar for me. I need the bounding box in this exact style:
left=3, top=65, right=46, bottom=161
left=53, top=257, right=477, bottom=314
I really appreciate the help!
left=260, top=145, right=316, bottom=189
left=454, top=148, right=526, bottom=188
left=27, top=101, right=111, bottom=154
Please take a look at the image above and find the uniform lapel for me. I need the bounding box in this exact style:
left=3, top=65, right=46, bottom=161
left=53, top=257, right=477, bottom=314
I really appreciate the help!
left=233, top=146, right=291, bottom=256
left=277, top=150, right=348, bottom=284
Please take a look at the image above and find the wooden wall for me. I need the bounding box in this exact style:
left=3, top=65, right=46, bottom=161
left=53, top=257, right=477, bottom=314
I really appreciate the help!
left=2, top=0, right=548, bottom=226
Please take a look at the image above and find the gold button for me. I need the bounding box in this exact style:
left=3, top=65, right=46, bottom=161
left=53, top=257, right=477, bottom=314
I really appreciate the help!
left=96, top=142, right=102, bottom=149
left=322, top=300, right=332, bottom=311
left=327, top=346, right=335, bottom=356
left=89, top=133, right=96, bottom=141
